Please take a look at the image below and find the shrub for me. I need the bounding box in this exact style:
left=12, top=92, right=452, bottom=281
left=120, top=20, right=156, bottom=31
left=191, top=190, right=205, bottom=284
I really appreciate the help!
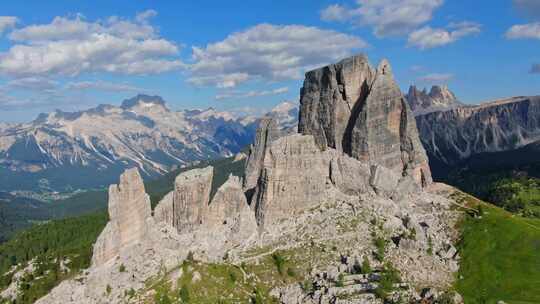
left=271, top=252, right=287, bottom=276
left=361, top=256, right=372, bottom=274
left=179, top=285, right=190, bottom=302
left=335, top=273, right=345, bottom=287
left=119, top=264, right=126, bottom=272
left=373, top=236, right=387, bottom=261
left=286, top=267, right=297, bottom=277
left=374, top=263, right=401, bottom=299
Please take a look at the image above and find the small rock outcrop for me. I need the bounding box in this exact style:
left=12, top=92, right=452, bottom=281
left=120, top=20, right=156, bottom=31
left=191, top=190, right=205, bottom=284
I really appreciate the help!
left=92, top=168, right=153, bottom=266
left=172, top=166, right=213, bottom=232
left=298, top=55, right=432, bottom=187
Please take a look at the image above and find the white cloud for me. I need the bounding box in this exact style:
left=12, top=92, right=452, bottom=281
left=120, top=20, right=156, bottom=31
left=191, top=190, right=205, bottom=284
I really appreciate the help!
left=189, top=23, right=366, bottom=88
left=65, top=80, right=147, bottom=92
left=408, top=21, right=481, bottom=49
left=506, top=22, right=540, bottom=40
left=188, top=73, right=250, bottom=89
left=321, top=0, right=444, bottom=37
left=419, top=73, right=453, bottom=83
left=7, top=77, right=58, bottom=90
left=530, top=63, right=540, bottom=74
left=0, top=16, right=18, bottom=35
left=0, top=12, right=184, bottom=77
left=215, top=87, right=289, bottom=100
left=320, top=4, right=356, bottom=22
left=135, top=9, right=158, bottom=23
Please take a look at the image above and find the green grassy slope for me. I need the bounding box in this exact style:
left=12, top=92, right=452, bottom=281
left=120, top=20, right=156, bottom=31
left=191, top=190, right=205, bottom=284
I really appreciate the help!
left=452, top=192, right=540, bottom=304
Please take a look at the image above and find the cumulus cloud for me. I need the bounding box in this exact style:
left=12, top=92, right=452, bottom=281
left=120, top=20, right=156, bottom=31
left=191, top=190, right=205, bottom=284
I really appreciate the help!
left=408, top=21, right=481, bottom=49
left=0, top=11, right=184, bottom=77
left=189, top=23, right=366, bottom=88
left=65, top=80, right=147, bottom=92
left=321, top=0, right=444, bottom=37
left=530, top=63, right=540, bottom=74
left=419, top=73, right=454, bottom=83
left=0, top=16, right=18, bottom=35
left=215, top=87, right=289, bottom=100
left=506, top=22, right=540, bottom=40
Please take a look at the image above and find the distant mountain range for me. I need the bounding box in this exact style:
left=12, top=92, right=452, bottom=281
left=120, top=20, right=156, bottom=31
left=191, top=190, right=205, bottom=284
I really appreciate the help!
left=1, top=87, right=538, bottom=193
left=0, top=95, right=297, bottom=192
left=416, top=95, right=540, bottom=170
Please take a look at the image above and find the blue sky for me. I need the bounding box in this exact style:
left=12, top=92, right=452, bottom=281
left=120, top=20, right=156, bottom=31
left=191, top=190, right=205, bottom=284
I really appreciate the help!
left=0, top=0, right=539, bottom=122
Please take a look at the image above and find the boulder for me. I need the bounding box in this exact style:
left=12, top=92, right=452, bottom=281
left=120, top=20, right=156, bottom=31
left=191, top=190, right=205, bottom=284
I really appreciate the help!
left=173, top=166, right=213, bottom=232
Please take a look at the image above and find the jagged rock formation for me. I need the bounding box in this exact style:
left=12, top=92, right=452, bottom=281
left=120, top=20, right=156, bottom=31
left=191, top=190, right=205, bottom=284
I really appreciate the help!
left=253, top=134, right=372, bottom=227
left=298, top=54, right=374, bottom=153
left=416, top=96, right=540, bottom=165
left=172, top=166, right=214, bottom=232
left=406, top=85, right=460, bottom=115
left=298, top=55, right=432, bottom=187
left=244, top=117, right=281, bottom=192
left=207, top=175, right=257, bottom=239
left=92, top=168, right=153, bottom=266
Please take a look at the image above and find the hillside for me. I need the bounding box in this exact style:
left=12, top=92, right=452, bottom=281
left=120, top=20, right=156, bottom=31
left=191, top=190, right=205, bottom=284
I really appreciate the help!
left=450, top=191, right=540, bottom=303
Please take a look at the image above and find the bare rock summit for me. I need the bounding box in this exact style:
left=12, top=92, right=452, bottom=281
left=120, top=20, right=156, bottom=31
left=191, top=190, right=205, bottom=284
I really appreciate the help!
left=299, top=55, right=432, bottom=187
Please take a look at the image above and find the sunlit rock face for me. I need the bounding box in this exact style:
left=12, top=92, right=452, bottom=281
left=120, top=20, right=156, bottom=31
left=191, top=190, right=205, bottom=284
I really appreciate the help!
left=298, top=55, right=432, bottom=187
left=172, top=166, right=214, bottom=233
left=92, top=168, right=153, bottom=266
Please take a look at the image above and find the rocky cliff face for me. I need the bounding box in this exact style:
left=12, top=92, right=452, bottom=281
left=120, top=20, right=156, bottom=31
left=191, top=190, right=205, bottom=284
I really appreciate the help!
left=251, top=133, right=379, bottom=227
left=406, top=85, right=460, bottom=115
left=298, top=54, right=374, bottom=153
left=92, top=168, right=153, bottom=266
left=416, top=96, right=540, bottom=165
left=243, top=117, right=281, bottom=193
left=207, top=175, right=257, bottom=240
left=172, top=166, right=214, bottom=232
left=298, top=55, right=432, bottom=186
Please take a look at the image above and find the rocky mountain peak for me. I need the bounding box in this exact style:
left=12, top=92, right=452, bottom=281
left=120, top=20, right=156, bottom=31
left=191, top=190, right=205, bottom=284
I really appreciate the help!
left=299, top=54, right=431, bottom=186
left=406, top=85, right=460, bottom=115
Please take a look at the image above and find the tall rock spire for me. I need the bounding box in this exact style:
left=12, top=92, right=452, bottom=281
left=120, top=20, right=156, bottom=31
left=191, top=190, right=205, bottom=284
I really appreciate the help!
left=92, top=168, right=153, bottom=266
left=298, top=55, right=432, bottom=186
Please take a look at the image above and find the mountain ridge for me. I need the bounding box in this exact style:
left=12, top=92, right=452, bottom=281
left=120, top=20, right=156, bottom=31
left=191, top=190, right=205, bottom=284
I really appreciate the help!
left=0, top=96, right=296, bottom=192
